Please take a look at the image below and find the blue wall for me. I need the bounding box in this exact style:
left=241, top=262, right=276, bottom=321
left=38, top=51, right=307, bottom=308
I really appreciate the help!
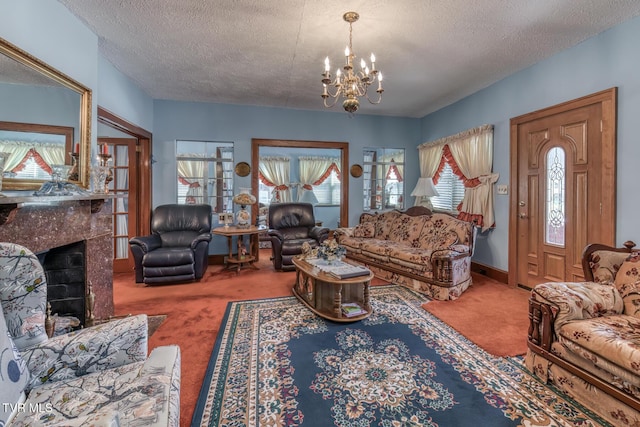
left=153, top=100, right=421, bottom=226
left=420, top=15, right=640, bottom=271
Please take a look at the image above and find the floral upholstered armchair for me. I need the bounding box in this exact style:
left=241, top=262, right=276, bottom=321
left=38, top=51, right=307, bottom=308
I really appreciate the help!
left=526, top=241, right=640, bottom=425
left=0, top=242, right=181, bottom=426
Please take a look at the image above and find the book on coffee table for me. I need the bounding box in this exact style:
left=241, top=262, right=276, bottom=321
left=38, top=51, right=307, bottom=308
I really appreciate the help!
left=341, top=303, right=367, bottom=317
left=327, top=264, right=371, bottom=279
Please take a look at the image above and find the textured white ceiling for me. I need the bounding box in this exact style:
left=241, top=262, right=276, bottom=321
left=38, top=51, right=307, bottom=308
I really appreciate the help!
left=57, top=0, right=640, bottom=117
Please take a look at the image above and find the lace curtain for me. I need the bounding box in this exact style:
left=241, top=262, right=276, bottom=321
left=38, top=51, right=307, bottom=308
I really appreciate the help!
left=418, top=124, right=498, bottom=231
left=259, top=156, right=292, bottom=202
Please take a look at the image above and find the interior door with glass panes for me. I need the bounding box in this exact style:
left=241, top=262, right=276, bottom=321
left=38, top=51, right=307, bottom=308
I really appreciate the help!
left=99, top=138, right=138, bottom=273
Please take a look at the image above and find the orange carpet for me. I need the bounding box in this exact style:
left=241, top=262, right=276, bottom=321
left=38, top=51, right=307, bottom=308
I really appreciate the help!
left=422, top=273, right=531, bottom=357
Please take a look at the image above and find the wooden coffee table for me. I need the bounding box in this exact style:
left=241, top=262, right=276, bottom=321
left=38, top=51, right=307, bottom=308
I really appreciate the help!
left=292, top=257, right=374, bottom=322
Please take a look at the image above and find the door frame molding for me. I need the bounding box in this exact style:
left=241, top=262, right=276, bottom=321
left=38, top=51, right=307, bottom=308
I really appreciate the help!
left=251, top=138, right=349, bottom=228
left=508, top=88, right=617, bottom=286
left=97, top=106, right=153, bottom=235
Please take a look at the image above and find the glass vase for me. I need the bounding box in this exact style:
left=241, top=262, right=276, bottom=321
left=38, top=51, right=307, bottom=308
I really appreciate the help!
left=92, top=165, right=111, bottom=194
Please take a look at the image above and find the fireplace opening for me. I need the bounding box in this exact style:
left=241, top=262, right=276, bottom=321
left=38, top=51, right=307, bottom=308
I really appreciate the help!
left=37, top=241, right=86, bottom=331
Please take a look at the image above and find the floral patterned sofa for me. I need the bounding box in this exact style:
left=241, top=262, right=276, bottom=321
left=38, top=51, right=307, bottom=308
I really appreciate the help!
left=334, top=206, right=476, bottom=300
left=0, top=242, right=181, bottom=426
left=527, top=241, right=640, bottom=426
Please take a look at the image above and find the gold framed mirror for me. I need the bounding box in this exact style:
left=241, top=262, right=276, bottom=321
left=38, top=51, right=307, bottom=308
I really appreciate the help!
left=0, top=38, right=92, bottom=190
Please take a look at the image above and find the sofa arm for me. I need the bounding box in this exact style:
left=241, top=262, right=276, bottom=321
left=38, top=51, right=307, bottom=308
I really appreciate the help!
left=21, top=314, right=148, bottom=390
left=333, top=227, right=354, bottom=241
left=430, top=249, right=470, bottom=285
left=268, top=229, right=284, bottom=242
left=531, top=281, right=623, bottom=332
left=129, top=235, right=162, bottom=253
left=309, top=226, right=330, bottom=242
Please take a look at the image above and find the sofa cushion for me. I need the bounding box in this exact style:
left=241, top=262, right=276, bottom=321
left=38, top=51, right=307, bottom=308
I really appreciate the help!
left=388, top=246, right=434, bottom=273
left=614, top=254, right=640, bottom=317
left=388, top=214, right=426, bottom=246
left=352, top=222, right=375, bottom=238
left=557, top=314, right=640, bottom=380
left=0, top=305, right=30, bottom=426
left=360, top=239, right=397, bottom=262
left=532, top=281, right=623, bottom=331
left=418, top=220, right=459, bottom=249
left=373, top=211, right=401, bottom=240
left=587, top=249, right=640, bottom=284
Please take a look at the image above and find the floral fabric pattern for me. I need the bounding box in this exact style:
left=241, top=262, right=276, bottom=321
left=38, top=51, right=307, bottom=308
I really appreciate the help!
left=614, top=254, right=640, bottom=317
left=0, top=243, right=48, bottom=351
left=588, top=249, right=638, bottom=284
left=373, top=211, right=401, bottom=240
left=21, top=314, right=149, bottom=390
left=352, top=222, right=375, bottom=238
left=532, top=281, right=623, bottom=331
left=557, top=314, right=640, bottom=378
left=388, top=215, right=426, bottom=246
left=0, top=304, right=30, bottom=426
left=11, top=345, right=181, bottom=427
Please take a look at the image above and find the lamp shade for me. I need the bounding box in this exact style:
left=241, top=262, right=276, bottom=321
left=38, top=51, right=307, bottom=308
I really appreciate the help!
left=410, top=177, right=439, bottom=197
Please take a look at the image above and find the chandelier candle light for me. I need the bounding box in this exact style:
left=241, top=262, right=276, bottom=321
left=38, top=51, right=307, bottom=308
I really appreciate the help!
left=322, top=11, right=383, bottom=114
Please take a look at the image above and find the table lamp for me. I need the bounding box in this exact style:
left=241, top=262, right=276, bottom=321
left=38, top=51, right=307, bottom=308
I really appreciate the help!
left=410, top=177, right=439, bottom=210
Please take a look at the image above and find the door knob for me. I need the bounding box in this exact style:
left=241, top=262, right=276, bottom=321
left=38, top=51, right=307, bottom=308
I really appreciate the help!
left=519, top=213, right=526, bottom=219
left=519, top=201, right=526, bottom=207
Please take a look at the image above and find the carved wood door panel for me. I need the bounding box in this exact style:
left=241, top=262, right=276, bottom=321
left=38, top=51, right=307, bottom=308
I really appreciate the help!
left=509, top=89, right=616, bottom=288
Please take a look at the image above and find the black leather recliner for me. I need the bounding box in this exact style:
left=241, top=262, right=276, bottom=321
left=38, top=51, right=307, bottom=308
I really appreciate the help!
left=268, top=202, right=330, bottom=271
left=129, top=204, right=212, bottom=284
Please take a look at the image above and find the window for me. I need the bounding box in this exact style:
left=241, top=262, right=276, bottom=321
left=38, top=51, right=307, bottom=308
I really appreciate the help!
left=314, top=169, right=341, bottom=205
left=431, top=163, right=465, bottom=212
left=176, top=140, right=234, bottom=212
left=10, top=156, right=51, bottom=180
left=363, top=148, right=405, bottom=211
left=545, top=147, right=565, bottom=246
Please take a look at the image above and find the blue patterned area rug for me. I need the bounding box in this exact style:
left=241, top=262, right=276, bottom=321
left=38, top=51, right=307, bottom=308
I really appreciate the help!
left=192, top=285, right=609, bottom=427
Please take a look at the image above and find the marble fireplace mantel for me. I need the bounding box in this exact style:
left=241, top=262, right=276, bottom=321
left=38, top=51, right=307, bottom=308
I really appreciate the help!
left=0, top=191, right=116, bottom=320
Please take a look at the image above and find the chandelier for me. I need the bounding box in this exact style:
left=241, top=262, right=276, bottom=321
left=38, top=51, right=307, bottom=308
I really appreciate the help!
left=321, top=11, right=383, bottom=114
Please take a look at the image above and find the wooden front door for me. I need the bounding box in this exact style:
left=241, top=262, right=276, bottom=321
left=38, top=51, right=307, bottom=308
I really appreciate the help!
left=509, top=89, right=616, bottom=288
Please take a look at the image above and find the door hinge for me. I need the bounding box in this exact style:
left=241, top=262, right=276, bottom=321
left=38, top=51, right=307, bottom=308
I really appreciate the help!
left=600, top=120, right=603, bottom=132
left=600, top=202, right=603, bottom=215
left=136, top=145, right=142, bottom=153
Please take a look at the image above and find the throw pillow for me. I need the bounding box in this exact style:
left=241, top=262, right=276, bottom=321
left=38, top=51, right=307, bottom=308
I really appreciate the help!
left=614, top=254, right=640, bottom=317
left=0, top=305, right=31, bottom=426
left=353, top=222, right=375, bottom=238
